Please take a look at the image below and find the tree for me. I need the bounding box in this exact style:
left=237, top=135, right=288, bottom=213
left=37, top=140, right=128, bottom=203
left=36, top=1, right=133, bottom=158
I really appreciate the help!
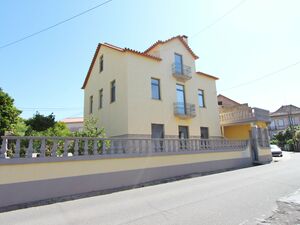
left=0, top=88, right=22, bottom=136
left=73, top=116, right=106, bottom=138
left=25, top=112, right=55, bottom=133
left=30, top=122, right=70, bottom=137
left=11, top=117, right=28, bottom=136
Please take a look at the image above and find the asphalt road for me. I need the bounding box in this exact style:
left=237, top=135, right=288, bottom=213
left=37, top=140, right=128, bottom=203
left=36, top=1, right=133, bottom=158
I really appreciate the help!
left=1, top=152, right=300, bottom=225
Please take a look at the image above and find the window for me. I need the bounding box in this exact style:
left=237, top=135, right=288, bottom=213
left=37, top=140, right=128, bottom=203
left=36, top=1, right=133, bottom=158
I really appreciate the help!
left=218, top=101, right=222, bottom=106
left=174, top=53, right=183, bottom=74
left=89, top=95, right=93, bottom=114
left=110, top=80, right=116, bottom=103
left=99, top=55, right=103, bottom=73
left=179, top=126, right=189, bottom=139
left=99, top=89, right=103, bottom=109
left=151, top=78, right=161, bottom=100
left=151, top=124, right=164, bottom=151
left=198, top=89, right=205, bottom=107
left=200, top=127, right=209, bottom=139
left=277, top=119, right=284, bottom=127
left=151, top=124, right=164, bottom=139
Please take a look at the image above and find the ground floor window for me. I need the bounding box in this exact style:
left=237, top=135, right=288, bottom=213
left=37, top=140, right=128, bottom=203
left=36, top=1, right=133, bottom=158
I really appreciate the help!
left=200, top=127, right=209, bottom=139
left=178, top=126, right=189, bottom=139
left=151, top=124, right=164, bottom=139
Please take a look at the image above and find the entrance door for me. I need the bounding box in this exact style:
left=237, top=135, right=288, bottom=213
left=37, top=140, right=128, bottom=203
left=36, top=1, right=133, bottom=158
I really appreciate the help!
left=179, top=126, right=189, bottom=150
left=176, top=84, right=186, bottom=115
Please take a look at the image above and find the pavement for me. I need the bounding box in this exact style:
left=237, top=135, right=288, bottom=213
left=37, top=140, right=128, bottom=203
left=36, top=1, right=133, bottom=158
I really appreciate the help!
left=1, top=151, right=300, bottom=225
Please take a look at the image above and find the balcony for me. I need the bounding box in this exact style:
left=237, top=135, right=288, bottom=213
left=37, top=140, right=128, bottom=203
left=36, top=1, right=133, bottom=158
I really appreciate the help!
left=219, top=105, right=270, bottom=126
left=174, top=102, right=196, bottom=119
left=172, top=63, right=192, bottom=81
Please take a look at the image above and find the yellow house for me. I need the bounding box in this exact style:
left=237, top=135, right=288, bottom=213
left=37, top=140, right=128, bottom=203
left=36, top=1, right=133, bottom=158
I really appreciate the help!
left=218, top=95, right=270, bottom=140
left=82, top=35, right=222, bottom=139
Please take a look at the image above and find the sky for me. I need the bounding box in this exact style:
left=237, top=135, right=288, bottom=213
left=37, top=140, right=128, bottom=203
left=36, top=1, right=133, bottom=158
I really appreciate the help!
left=0, top=0, right=299, bottom=120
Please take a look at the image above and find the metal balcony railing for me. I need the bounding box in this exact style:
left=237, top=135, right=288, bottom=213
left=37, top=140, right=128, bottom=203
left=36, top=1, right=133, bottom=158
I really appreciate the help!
left=219, top=105, right=270, bottom=125
left=172, top=63, right=192, bottom=80
left=174, top=102, right=196, bottom=119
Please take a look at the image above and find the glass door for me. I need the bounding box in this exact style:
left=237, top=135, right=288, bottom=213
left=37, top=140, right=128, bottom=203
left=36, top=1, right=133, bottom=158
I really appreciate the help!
left=176, top=84, right=186, bottom=114
left=174, top=53, right=183, bottom=74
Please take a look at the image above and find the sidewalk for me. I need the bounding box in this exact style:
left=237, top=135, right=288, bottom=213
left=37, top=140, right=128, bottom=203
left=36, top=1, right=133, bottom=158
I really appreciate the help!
left=259, top=189, right=300, bottom=225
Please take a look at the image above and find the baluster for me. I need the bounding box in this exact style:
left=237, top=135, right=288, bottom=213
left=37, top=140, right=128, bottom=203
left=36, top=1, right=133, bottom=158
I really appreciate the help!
left=102, top=139, right=106, bottom=154
left=139, top=139, right=142, bottom=153
left=27, top=138, right=33, bottom=158
left=0, top=137, right=8, bottom=158
left=51, top=139, right=58, bottom=157
left=63, top=139, right=68, bottom=157
left=15, top=138, right=21, bottom=158
left=40, top=138, right=46, bottom=157
left=93, top=139, right=98, bottom=155
left=74, top=139, right=79, bottom=156
left=83, top=139, right=88, bottom=155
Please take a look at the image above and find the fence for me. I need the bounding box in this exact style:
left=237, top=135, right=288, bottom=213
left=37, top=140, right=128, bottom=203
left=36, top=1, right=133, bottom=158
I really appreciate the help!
left=0, top=136, right=248, bottom=160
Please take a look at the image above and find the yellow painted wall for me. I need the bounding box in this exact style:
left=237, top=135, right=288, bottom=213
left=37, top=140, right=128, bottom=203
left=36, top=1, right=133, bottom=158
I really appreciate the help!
left=127, top=39, right=221, bottom=137
left=224, top=124, right=251, bottom=140
left=256, top=121, right=268, bottom=128
left=0, top=149, right=250, bottom=185
left=84, top=46, right=129, bottom=137
left=84, top=38, right=222, bottom=138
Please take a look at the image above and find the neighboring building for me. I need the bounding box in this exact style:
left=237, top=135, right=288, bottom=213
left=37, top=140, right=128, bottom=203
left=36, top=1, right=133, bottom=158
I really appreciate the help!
left=61, top=117, right=84, bottom=132
left=82, top=35, right=222, bottom=139
left=218, top=95, right=270, bottom=140
left=269, top=105, right=300, bottom=137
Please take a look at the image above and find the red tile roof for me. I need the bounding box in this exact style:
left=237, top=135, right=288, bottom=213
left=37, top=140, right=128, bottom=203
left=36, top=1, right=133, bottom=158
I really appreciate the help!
left=196, top=71, right=219, bottom=80
left=61, top=117, right=84, bottom=123
left=144, top=35, right=199, bottom=60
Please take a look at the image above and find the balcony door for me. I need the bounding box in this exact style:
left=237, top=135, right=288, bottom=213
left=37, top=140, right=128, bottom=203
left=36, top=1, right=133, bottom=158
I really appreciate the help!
left=174, top=53, right=183, bottom=74
left=176, top=84, right=186, bottom=114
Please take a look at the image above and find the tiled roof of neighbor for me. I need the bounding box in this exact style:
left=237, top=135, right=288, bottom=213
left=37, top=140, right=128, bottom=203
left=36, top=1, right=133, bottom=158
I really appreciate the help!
left=271, top=105, right=300, bottom=116
left=82, top=35, right=201, bottom=89
left=144, top=35, right=199, bottom=59
left=217, top=94, right=241, bottom=105
left=61, top=117, right=84, bottom=123
left=196, top=71, right=219, bottom=80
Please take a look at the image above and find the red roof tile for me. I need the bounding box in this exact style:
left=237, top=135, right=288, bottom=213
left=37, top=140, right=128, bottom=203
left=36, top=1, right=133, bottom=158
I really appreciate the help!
left=61, top=117, right=84, bottom=123
left=144, top=35, right=199, bottom=60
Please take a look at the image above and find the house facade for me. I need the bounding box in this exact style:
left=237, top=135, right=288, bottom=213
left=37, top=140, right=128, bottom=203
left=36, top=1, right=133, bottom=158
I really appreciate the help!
left=269, top=105, right=300, bottom=137
left=218, top=95, right=270, bottom=140
left=82, top=35, right=221, bottom=139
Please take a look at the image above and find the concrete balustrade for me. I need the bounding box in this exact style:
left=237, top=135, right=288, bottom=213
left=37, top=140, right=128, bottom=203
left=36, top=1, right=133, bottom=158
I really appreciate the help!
left=0, top=136, right=248, bottom=160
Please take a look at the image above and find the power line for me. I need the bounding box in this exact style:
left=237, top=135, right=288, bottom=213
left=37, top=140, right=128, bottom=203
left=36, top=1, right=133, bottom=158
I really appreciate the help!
left=190, top=0, right=247, bottom=39
left=19, top=107, right=82, bottom=111
left=0, top=0, right=113, bottom=49
left=220, top=59, right=300, bottom=92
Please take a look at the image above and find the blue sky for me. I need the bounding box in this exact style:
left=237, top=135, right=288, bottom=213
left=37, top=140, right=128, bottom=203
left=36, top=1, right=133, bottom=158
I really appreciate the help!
left=1, top=0, right=299, bottom=120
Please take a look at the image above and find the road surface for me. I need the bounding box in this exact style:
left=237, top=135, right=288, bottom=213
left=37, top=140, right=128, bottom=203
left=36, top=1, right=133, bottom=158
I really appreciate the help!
left=1, top=152, right=300, bottom=225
